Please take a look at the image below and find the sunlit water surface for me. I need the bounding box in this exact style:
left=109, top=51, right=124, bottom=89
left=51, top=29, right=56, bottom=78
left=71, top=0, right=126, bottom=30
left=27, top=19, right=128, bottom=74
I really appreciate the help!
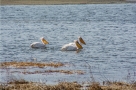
left=0, top=4, right=136, bottom=84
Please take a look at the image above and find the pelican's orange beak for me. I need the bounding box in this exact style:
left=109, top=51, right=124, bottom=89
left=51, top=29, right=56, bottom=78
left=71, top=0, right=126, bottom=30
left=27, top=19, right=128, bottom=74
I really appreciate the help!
left=79, top=37, right=86, bottom=45
left=42, top=38, right=49, bottom=44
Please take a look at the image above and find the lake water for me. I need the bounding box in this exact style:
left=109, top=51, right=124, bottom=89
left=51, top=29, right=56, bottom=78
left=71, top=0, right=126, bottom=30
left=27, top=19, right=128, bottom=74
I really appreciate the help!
left=0, top=4, right=136, bottom=84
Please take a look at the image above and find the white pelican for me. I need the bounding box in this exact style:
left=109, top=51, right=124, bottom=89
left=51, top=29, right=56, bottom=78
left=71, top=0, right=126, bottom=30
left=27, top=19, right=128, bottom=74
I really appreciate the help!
left=61, top=37, right=86, bottom=51
left=30, top=37, right=49, bottom=48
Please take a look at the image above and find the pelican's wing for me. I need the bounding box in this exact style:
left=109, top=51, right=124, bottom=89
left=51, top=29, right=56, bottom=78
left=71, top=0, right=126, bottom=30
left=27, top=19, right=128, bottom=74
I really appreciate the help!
left=31, top=42, right=46, bottom=48
left=68, top=42, right=75, bottom=46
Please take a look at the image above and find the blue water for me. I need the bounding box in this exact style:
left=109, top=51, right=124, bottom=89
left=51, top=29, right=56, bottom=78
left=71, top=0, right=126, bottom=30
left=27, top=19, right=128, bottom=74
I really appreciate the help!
left=0, top=4, right=136, bottom=83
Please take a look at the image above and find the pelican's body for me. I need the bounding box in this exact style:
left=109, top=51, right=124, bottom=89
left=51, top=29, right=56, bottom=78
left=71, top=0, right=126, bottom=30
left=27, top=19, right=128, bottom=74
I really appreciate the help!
left=31, top=37, right=49, bottom=48
left=31, top=42, right=46, bottom=48
left=61, top=40, right=82, bottom=51
left=61, top=37, right=86, bottom=51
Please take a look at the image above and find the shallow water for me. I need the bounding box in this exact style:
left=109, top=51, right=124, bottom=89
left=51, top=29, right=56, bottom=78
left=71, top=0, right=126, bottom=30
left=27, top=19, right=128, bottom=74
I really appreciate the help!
left=0, top=4, right=136, bottom=84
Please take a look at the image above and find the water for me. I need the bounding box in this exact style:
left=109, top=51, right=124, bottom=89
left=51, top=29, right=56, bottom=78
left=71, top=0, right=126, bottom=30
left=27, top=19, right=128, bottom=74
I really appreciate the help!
left=0, top=4, right=136, bottom=84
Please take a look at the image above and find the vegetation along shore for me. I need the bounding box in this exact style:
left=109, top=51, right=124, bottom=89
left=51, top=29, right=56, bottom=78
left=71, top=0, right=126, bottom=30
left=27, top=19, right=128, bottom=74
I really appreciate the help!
left=0, top=61, right=136, bottom=90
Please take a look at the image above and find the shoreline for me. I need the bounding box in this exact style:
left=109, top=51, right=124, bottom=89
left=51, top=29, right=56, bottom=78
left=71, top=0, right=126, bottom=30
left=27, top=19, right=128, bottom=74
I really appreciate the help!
left=0, top=0, right=128, bottom=5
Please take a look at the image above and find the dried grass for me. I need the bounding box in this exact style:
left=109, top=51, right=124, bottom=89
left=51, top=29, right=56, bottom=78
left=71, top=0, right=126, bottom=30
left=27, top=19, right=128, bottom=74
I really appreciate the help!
left=88, top=82, right=103, bottom=90
left=0, top=80, right=81, bottom=90
left=1, top=80, right=136, bottom=90
left=19, top=70, right=84, bottom=74
left=101, top=81, right=136, bottom=90
left=0, top=61, right=64, bottom=68
left=1, top=61, right=84, bottom=74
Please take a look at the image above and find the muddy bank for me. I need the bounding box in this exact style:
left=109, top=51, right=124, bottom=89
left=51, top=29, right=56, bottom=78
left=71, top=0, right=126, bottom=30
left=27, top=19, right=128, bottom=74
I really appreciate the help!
left=1, top=0, right=126, bottom=5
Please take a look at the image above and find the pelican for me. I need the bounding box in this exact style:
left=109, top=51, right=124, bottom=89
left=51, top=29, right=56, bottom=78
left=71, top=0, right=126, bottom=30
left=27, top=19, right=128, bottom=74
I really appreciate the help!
left=61, top=36, right=86, bottom=51
left=30, top=37, right=49, bottom=48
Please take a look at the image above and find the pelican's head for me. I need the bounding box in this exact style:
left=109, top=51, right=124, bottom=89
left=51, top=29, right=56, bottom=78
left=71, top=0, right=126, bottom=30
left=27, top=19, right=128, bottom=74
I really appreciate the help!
left=74, top=40, right=83, bottom=49
left=78, top=36, right=86, bottom=45
left=40, top=37, right=49, bottom=45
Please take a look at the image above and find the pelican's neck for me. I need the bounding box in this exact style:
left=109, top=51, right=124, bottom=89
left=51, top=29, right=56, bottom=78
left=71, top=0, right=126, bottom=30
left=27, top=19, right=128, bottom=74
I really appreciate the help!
left=75, top=40, right=83, bottom=49
left=41, top=39, right=45, bottom=45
